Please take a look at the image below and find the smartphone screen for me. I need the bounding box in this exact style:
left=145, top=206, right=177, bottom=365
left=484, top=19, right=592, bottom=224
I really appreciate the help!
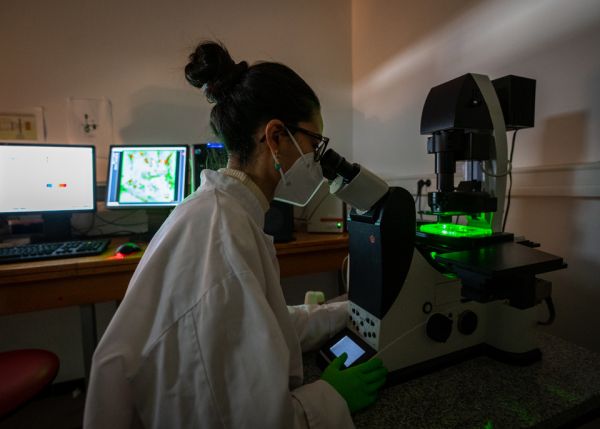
left=330, top=335, right=366, bottom=367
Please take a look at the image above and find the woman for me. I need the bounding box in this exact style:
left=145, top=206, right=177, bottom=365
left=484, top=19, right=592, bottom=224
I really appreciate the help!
left=84, top=41, right=387, bottom=428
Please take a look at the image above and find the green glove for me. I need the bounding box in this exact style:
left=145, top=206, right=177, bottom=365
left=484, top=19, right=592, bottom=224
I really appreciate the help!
left=321, top=353, right=388, bottom=413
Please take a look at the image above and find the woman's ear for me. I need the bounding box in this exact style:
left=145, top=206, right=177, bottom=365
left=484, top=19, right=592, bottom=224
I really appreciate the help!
left=263, top=119, right=286, bottom=154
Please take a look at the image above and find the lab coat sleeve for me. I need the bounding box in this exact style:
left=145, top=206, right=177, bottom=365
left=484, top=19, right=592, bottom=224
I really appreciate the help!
left=130, top=272, right=352, bottom=428
left=287, top=301, right=348, bottom=352
left=84, top=353, right=144, bottom=429
left=291, top=380, right=355, bottom=428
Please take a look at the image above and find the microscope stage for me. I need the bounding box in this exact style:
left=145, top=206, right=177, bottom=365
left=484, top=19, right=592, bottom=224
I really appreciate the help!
left=435, top=241, right=566, bottom=277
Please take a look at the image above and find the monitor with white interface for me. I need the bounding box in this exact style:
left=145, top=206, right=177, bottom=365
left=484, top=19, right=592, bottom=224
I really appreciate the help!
left=106, top=145, right=188, bottom=208
left=0, top=143, right=95, bottom=243
left=0, top=143, right=96, bottom=215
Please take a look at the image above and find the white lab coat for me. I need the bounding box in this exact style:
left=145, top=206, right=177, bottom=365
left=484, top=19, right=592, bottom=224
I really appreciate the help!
left=84, top=170, right=354, bottom=429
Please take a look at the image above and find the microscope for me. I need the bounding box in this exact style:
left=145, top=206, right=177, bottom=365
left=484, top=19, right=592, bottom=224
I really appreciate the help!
left=318, top=73, right=566, bottom=383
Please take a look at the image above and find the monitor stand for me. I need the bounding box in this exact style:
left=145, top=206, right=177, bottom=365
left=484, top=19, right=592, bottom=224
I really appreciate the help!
left=131, top=208, right=171, bottom=242
left=39, top=213, right=72, bottom=242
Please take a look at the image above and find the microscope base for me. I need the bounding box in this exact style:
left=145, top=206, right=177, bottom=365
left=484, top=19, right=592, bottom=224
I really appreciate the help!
left=385, top=343, right=541, bottom=386
left=317, top=329, right=542, bottom=387
left=327, top=248, right=547, bottom=386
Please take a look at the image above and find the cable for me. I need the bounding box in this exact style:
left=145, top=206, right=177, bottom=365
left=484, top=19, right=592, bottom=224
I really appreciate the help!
left=372, top=301, right=465, bottom=361
left=95, top=210, right=145, bottom=226
left=96, top=230, right=142, bottom=237
left=71, top=213, right=96, bottom=236
left=481, top=130, right=516, bottom=178
left=72, top=210, right=147, bottom=238
left=415, top=179, right=431, bottom=221
left=481, top=163, right=510, bottom=178
left=538, top=296, right=556, bottom=326
left=372, top=319, right=429, bottom=360
left=502, top=130, right=518, bottom=232
left=341, top=254, right=349, bottom=292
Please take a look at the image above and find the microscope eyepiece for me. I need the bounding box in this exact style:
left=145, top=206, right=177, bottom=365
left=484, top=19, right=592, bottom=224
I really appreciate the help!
left=319, top=148, right=389, bottom=212
left=320, top=149, right=360, bottom=182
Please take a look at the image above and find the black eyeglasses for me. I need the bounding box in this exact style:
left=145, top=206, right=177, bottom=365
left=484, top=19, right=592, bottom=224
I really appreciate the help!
left=285, top=124, right=330, bottom=162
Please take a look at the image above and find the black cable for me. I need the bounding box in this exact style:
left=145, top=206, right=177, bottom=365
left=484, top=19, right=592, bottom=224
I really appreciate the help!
left=105, top=230, right=142, bottom=236
left=95, top=210, right=146, bottom=227
left=95, top=219, right=147, bottom=227
left=416, top=179, right=431, bottom=221
left=414, top=183, right=421, bottom=218
left=71, top=213, right=96, bottom=236
left=71, top=210, right=146, bottom=238
left=502, top=130, right=518, bottom=232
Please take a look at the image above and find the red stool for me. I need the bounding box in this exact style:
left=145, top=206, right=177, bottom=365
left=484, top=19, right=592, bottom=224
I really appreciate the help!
left=0, top=349, right=60, bottom=418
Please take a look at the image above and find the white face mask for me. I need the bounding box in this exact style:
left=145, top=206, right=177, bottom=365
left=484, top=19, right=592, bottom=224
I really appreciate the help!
left=271, top=128, right=324, bottom=207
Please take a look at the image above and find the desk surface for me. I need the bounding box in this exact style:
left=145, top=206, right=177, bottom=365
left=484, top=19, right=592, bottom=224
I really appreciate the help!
left=0, top=232, right=348, bottom=316
left=305, top=333, right=600, bottom=429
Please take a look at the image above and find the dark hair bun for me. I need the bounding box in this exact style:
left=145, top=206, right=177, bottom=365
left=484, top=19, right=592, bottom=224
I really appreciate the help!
left=185, top=41, right=248, bottom=103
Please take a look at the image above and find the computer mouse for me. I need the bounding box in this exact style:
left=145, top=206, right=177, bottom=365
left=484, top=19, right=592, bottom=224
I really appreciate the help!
left=115, top=242, right=142, bottom=255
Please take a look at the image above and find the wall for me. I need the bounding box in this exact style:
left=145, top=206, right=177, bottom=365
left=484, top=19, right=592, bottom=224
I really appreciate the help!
left=352, top=0, right=600, bottom=352
left=0, top=0, right=352, bottom=382
left=1, top=0, right=353, bottom=164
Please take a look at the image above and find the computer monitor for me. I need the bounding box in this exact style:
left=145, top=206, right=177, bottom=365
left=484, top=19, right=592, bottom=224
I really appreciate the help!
left=106, top=145, right=188, bottom=209
left=192, top=142, right=228, bottom=191
left=0, top=143, right=96, bottom=241
left=0, top=143, right=96, bottom=215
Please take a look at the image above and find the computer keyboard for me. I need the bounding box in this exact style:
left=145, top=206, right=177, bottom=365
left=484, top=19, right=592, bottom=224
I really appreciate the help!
left=0, top=239, right=111, bottom=264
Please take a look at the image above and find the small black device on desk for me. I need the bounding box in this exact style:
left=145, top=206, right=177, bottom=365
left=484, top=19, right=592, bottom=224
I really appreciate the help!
left=0, top=239, right=111, bottom=264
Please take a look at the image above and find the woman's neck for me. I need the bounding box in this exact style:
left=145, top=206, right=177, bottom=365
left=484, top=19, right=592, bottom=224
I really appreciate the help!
left=227, top=155, right=277, bottom=203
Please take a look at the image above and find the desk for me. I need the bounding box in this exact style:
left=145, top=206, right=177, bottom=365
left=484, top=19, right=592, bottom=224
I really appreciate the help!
left=0, top=232, right=348, bottom=316
left=304, top=333, right=600, bottom=428
left=0, top=232, right=348, bottom=381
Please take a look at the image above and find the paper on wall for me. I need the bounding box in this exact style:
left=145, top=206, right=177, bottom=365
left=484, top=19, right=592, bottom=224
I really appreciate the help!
left=0, top=107, right=46, bottom=141
left=67, top=97, right=114, bottom=182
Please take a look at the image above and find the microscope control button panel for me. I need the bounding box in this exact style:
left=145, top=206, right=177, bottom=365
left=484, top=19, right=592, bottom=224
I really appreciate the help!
left=348, top=302, right=380, bottom=349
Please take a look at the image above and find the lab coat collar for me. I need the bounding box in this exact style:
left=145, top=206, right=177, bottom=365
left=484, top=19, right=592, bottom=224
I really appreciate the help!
left=200, top=169, right=268, bottom=229
left=218, top=168, right=270, bottom=213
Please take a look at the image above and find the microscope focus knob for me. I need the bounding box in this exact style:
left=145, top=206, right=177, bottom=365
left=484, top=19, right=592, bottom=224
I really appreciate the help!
left=426, top=313, right=453, bottom=343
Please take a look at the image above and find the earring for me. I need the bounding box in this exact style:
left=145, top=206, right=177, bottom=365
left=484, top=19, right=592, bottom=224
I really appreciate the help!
left=274, top=151, right=282, bottom=171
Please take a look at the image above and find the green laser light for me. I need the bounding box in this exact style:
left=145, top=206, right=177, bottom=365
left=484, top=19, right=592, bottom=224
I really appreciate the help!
left=419, top=223, right=492, bottom=238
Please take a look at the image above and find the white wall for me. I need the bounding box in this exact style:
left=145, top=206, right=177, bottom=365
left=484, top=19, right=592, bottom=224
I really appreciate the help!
left=0, top=0, right=352, bottom=382
left=352, top=0, right=600, bottom=173
left=0, top=0, right=353, bottom=166
left=352, top=0, right=600, bottom=352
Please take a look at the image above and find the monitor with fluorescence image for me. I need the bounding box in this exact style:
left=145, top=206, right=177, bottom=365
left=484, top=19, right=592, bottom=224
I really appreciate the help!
left=0, top=143, right=96, bottom=215
left=106, top=145, right=188, bottom=209
left=192, top=142, right=228, bottom=191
